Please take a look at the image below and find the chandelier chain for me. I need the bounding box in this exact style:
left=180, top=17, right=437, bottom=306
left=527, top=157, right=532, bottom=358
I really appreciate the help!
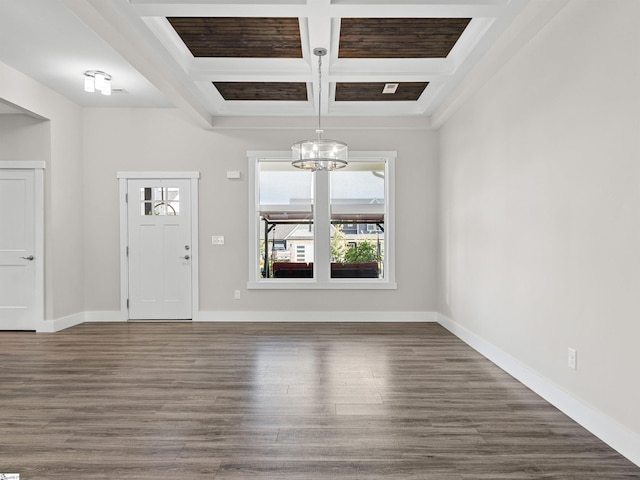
left=291, top=47, right=348, bottom=171
left=317, top=53, right=322, bottom=134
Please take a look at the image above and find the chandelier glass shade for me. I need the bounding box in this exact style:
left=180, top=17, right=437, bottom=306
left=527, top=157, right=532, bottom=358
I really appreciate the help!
left=292, top=48, right=348, bottom=171
left=292, top=130, right=348, bottom=171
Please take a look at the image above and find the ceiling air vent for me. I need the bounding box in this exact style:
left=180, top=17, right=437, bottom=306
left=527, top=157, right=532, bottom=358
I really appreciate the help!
left=382, top=83, right=399, bottom=94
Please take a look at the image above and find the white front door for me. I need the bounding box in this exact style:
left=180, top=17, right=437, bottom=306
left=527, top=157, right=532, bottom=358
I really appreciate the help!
left=127, top=179, right=192, bottom=320
left=0, top=169, right=37, bottom=330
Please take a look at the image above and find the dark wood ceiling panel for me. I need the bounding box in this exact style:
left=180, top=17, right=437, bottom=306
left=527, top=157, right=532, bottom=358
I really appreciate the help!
left=213, top=82, right=308, bottom=101
left=336, top=82, right=428, bottom=101
left=339, top=18, right=471, bottom=58
left=167, top=17, right=302, bottom=58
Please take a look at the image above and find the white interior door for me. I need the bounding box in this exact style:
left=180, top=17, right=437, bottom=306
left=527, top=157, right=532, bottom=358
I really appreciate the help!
left=127, top=179, right=192, bottom=320
left=0, top=169, right=37, bottom=330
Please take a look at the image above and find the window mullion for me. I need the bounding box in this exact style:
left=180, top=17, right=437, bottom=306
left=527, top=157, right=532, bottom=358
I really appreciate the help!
left=314, top=169, right=330, bottom=282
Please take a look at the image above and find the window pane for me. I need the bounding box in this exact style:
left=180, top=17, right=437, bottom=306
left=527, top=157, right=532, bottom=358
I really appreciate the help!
left=330, top=162, right=385, bottom=279
left=257, top=161, right=314, bottom=279
left=140, top=186, right=180, bottom=216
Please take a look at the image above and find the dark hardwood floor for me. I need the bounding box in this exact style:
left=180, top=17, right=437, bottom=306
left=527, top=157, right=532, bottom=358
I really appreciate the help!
left=0, top=322, right=638, bottom=479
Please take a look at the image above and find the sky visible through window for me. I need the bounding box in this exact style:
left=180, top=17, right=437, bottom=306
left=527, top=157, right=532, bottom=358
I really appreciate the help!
left=332, top=170, right=384, bottom=203
left=259, top=171, right=312, bottom=205
left=259, top=170, right=384, bottom=205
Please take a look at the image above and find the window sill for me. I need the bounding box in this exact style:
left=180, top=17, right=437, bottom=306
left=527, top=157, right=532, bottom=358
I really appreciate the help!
left=247, top=280, right=397, bottom=290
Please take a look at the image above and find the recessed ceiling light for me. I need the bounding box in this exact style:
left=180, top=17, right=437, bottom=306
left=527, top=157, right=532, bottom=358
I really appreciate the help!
left=382, top=83, right=399, bottom=94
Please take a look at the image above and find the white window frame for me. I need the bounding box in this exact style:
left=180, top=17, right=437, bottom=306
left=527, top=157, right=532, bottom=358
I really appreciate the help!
left=247, top=151, right=397, bottom=290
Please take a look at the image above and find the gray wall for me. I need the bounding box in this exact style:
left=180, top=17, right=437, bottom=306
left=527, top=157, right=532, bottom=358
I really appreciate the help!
left=0, top=61, right=84, bottom=321
left=82, top=108, right=439, bottom=313
left=0, top=114, right=48, bottom=161
left=438, top=0, right=640, bottom=434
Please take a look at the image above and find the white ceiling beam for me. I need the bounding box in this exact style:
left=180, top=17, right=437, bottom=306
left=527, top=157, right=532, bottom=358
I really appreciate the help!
left=330, top=0, right=506, bottom=4
left=195, top=74, right=311, bottom=82
left=142, top=17, right=195, bottom=73
left=328, top=101, right=426, bottom=117
left=130, top=3, right=308, bottom=17
left=130, top=1, right=506, bottom=18
left=329, top=73, right=446, bottom=83
left=195, top=72, right=445, bottom=83
left=62, top=0, right=214, bottom=127
left=209, top=114, right=431, bottom=130
left=331, top=58, right=452, bottom=75
left=190, top=58, right=310, bottom=77
left=304, top=0, right=334, bottom=116
left=327, top=5, right=504, bottom=18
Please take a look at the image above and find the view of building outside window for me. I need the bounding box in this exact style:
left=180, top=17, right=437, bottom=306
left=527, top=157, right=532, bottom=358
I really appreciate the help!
left=330, top=161, right=385, bottom=278
left=258, top=161, right=314, bottom=278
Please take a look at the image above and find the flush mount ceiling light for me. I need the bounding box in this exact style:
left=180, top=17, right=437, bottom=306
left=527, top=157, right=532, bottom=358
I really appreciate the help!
left=292, top=48, right=347, bottom=172
left=84, top=70, right=112, bottom=96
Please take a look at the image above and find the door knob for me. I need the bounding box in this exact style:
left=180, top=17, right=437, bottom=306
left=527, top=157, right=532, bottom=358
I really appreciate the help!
left=21, top=255, right=34, bottom=261
left=180, top=255, right=190, bottom=260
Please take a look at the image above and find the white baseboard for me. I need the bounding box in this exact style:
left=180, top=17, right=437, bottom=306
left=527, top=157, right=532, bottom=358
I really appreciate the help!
left=38, top=311, right=85, bottom=333
left=40, top=310, right=435, bottom=331
left=196, top=310, right=437, bottom=322
left=437, top=313, right=640, bottom=468
left=38, top=311, right=124, bottom=332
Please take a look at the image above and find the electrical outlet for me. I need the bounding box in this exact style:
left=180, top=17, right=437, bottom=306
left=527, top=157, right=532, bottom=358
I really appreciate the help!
left=234, top=290, right=241, bottom=300
left=567, top=348, right=577, bottom=370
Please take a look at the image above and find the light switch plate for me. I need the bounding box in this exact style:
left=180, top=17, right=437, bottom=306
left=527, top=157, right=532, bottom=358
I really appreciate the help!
left=211, top=236, right=225, bottom=245
left=568, top=348, right=577, bottom=370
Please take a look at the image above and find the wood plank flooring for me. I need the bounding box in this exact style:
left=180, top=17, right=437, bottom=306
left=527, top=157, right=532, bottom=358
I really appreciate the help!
left=0, top=322, right=638, bottom=479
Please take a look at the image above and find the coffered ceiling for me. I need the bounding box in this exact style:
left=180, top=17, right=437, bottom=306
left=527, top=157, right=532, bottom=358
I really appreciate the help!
left=0, top=0, right=529, bottom=126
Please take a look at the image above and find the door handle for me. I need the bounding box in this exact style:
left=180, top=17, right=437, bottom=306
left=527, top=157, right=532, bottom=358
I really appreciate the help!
left=21, top=255, right=34, bottom=261
left=179, top=255, right=190, bottom=260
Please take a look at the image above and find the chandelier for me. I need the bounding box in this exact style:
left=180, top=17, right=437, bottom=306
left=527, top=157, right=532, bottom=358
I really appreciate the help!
left=292, top=48, right=348, bottom=171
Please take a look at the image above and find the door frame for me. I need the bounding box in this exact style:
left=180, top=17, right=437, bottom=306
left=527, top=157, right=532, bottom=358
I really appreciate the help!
left=117, top=171, right=200, bottom=321
left=0, top=161, right=45, bottom=331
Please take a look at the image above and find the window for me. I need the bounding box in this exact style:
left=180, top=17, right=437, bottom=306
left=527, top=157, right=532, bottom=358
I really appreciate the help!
left=141, top=186, right=180, bottom=216
left=248, top=151, right=396, bottom=289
